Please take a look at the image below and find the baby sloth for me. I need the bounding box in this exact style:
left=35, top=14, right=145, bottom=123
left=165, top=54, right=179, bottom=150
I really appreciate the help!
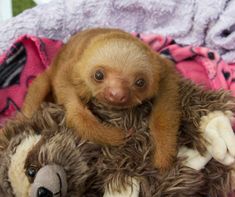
left=22, top=28, right=181, bottom=170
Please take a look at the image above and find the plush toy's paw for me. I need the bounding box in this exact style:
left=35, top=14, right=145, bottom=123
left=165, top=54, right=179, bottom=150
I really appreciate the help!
left=178, top=146, right=212, bottom=170
left=103, top=177, right=139, bottom=197
left=200, top=111, right=235, bottom=165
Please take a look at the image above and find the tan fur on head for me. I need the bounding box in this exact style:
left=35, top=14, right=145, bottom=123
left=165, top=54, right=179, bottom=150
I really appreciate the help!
left=78, top=35, right=159, bottom=96
left=71, top=29, right=163, bottom=108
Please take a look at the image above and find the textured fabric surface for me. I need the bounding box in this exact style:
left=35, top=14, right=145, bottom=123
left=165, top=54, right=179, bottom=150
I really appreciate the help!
left=1, top=0, right=235, bottom=62
left=0, top=35, right=62, bottom=126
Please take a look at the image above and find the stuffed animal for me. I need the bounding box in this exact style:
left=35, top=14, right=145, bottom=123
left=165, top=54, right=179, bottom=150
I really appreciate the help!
left=0, top=78, right=234, bottom=197
left=0, top=103, right=102, bottom=197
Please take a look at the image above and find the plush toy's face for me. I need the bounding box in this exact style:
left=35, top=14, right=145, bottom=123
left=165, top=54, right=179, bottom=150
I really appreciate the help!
left=0, top=104, right=100, bottom=197
left=30, top=165, right=67, bottom=197
left=0, top=132, right=72, bottom=197
left=5, top=133, right=67, bottom=197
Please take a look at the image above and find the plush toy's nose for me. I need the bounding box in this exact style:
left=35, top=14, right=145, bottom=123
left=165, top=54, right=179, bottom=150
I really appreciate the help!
left=37, top=187, right=53, bottom=197
left=30, top=164, right=67, bottom=197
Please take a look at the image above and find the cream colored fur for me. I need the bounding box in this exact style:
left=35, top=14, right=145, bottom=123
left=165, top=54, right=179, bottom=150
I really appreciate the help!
left=178, top=110, right=235, bottom=171
left=200, top=110, right=235, bottom=165
left=103, top=177, right=140, bottom=197
left=178, top=146, right=212, bottom=170
left=8, top=135, right=41, bottom=197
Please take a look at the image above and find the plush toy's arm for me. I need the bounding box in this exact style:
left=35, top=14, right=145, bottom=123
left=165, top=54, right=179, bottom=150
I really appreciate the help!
left=178, top=79, right=235, bottom=169
left=178, top=110, right=235, bottom=170
left=179, top=79, right=235, bottom=153
left=178, top=146, right=212, bottom=170
left=200, top=111, right=235, bottom=165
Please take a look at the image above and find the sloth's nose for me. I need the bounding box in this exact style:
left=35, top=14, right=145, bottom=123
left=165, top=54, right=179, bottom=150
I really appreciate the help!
left=37, top=187, right=53, bottom=197
left=104, top=87, right=130, bottom=104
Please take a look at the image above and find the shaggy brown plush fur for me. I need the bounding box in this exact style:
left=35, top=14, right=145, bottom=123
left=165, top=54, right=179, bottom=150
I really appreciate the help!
left=0, top=105, right=102, bottom=197
left=0, top=78, right=234, bottom=197
left=89, top=78, right=234, bottom=197
left=178, top=79, right=235, bottom=153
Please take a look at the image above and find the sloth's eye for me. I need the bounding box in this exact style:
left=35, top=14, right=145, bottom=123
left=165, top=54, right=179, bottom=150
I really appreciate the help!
left=26, top=166, right=37, bottom=178
left=135, top=78, right=145, bottom=88
left=94, top=70, right=105, bottom=81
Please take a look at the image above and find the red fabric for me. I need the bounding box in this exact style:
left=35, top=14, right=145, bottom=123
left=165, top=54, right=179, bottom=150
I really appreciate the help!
left=0, top=35, right=62, bottom=126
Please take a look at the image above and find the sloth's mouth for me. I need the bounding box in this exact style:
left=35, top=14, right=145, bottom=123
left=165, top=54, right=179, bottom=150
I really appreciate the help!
left=53, top=173, right=62, bottom=197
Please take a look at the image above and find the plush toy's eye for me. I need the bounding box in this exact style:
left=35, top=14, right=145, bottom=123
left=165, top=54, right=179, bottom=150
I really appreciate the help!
left=26, top=166, right=37, bottom=178
left=135, top=78, right=145, bottom=88
left=94, top=70, right=105, bottom=81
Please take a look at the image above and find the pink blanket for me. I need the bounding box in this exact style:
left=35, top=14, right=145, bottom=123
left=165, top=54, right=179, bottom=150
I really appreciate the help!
left=0, top=33, right=234, bottom=126
left=134, top=33, right=235, bottom=93
left=0, top=35, right=62, bottom=125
